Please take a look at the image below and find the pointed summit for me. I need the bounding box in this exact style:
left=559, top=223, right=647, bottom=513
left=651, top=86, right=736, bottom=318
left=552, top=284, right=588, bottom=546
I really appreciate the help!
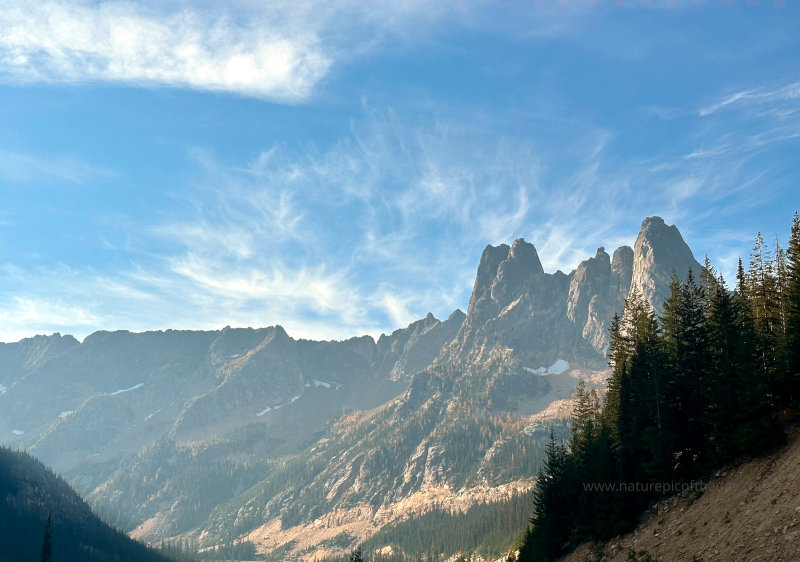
left=467, top=243, right=510, bottom=316
left=509, top=238, right=544, bottom=275
left=631, top=216, right=701, bottom=311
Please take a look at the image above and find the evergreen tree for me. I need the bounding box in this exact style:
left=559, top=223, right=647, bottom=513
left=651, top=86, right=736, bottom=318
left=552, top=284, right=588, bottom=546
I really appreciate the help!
left=40, top=513, right=53, bottom=562
left=518, top=431, right=575, bottom=561
left=601, top=312, right=626, bottom=446
left=747, top=232, right=782, bottom=403
left=785, top=213, right=800, bottom=405
left=350, top=545, right=365, bottom=562
left=662, top=270, right=711, bottom=478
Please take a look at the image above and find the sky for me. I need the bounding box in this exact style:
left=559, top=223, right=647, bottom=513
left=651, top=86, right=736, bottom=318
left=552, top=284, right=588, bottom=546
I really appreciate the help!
left=0, top=0, right=799, bottom=343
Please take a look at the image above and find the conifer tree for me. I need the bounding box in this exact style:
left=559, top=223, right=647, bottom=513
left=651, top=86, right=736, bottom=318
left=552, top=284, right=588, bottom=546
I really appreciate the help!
left=518, top=431, right=575, bottom=561
left=785, top=212, right=800, bottom=405
left=666, top=270, right=713, bottom=476
left=349, top=546, right=365, bottom=562
left=747, top=232, right=782, bottom=401
left=40, top=513, right=53, bottom=562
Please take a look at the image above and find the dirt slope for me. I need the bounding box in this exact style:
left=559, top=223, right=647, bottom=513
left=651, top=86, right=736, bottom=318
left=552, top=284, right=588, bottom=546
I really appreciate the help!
left=565, top=426, right=800, bottom=562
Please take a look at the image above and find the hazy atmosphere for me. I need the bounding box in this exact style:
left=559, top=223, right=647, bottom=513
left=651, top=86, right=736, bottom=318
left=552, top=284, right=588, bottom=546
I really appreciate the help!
left=1, top=1, right=798, bottom=342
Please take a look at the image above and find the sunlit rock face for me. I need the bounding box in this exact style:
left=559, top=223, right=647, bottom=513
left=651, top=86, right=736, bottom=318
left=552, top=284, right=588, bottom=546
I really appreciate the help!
left=631, top=216, right=702, bottom=313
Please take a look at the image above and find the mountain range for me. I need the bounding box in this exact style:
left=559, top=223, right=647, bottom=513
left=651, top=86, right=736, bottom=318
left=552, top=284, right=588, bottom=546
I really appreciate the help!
left=0, top=216, right=701, bottom=560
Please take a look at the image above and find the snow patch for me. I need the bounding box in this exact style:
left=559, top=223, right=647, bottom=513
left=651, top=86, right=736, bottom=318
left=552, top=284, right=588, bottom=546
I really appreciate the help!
left=547, top=359, right=570, bottom=375
left=11, top=429, right=23, bottom=435
left=274, top=394, right=302, bottom=410
left=229, top=353, right=241, bottom=358
left=305, top=383, right=311, bottom=387
left=523, top=359, right=570, bottom=376
left=258, top=393, right=304, bottom=415
left=111, top=383, right=144, bottom=395
left=58, top=410, right=73, bottom=418
left=0, top=384, right=6, bottom=395
left=313, top=379, right=332, bottom=389
left=144, top=413, right=154, bottom=421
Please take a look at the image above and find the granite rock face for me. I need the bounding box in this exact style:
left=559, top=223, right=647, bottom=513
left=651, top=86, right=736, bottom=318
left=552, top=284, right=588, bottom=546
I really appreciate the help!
left=631, top=216, right=702, bottom=312
left=450, top=216, right=700, bottom=370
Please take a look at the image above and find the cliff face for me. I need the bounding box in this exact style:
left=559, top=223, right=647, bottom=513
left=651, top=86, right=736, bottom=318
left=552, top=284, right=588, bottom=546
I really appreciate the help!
left=631, top=216, right=702, bottom=312
left=452, top=216, right=698, bottom=370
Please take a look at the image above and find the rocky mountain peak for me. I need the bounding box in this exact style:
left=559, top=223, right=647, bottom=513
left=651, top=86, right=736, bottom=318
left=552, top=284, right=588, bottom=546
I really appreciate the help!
left=491, top=239, right=543, bottom=302
left=631, top=216, right=701, bottom=311
left=468, top=243, right=511, bottom=316
left=508, top=238, right=544, bottom=275
left=611, top=245, right=634, bottom=275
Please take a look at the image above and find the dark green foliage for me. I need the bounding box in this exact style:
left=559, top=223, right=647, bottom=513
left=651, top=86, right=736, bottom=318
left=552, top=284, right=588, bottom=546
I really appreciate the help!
left=517, top=214, right=799, bottom=561
left=349, top=546, right=365, bottom=562
left=91, top=433, right=275, bottom=536
left=40, top=514, right=52, bottom=562
left=0, top=447, right=175, bottom=562
left=360, top=489, right=536, bottom=561
left=785, top=213, right=800, bottom=404
left=199, top=540, right=259, bottom=560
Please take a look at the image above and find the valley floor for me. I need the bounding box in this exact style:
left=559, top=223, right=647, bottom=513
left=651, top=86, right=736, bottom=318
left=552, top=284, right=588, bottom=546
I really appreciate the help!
left=565, top=425, right=800, bottom=562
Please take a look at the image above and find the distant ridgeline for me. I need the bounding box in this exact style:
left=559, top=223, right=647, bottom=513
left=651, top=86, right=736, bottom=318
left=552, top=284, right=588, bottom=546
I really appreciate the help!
left=0, top=447, right=172, bottom=562
left=518, top=213, right=800, bottom=561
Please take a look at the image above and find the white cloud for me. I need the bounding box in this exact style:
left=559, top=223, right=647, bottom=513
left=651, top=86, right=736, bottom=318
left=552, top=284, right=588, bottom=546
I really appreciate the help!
left=0, top=1, right=331, bottom=102
left=0, top=0, right=591, bottom=102
left=0, top=295, right=99, bottom=342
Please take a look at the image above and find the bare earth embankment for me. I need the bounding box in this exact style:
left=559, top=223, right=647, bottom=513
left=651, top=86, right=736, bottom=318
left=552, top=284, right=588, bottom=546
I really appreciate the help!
left=565, top=425, right=800, bottom=561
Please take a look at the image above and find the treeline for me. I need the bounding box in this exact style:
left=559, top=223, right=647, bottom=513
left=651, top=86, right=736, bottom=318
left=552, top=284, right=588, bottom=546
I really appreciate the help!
left=315, top=490, right=535, bottom=562
left=363, top=489, right=534, bottom=560
left=519, top=214, right=800, bottom=561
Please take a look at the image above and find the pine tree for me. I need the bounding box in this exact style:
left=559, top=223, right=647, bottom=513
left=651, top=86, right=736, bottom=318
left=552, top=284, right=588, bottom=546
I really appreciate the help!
left=747, top=232, right=782, bottom=403
left=350, top=546, right=365, bottom=562
left=40, top=513, right=53, bottom=562
left=518, top=431, right=575, bottom=561
left=785, top=212, right=800, bottom=405
left=661, top=270, right=711, bottom=478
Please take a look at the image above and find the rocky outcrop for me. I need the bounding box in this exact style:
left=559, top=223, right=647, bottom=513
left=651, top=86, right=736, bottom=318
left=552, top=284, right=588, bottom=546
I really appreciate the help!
left=631, top=216, right=702, bottom=312
left=450, top=216, right=701, bottom=371
left=377, top=310, right=465, bottom=381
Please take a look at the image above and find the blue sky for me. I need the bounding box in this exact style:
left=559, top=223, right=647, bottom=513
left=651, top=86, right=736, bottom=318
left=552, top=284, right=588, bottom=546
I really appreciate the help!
left=0, top=1, right=798, bottom=342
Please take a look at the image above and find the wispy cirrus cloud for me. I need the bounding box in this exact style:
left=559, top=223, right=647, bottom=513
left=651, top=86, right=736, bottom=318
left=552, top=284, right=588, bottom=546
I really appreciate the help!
left=698, top=81, right=800, bottom=117
left=2, top=76, right=799, bottom=342
left=0, top=149, right=111, bottom=185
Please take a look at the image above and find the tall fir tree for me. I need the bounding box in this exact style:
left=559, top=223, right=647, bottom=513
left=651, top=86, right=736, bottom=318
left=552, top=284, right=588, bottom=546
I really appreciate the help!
left=785, top=212, right=800, bottom=405
left=661, top=270, right=711, bottom=478
left=40, top=513, right=53, bottom=562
